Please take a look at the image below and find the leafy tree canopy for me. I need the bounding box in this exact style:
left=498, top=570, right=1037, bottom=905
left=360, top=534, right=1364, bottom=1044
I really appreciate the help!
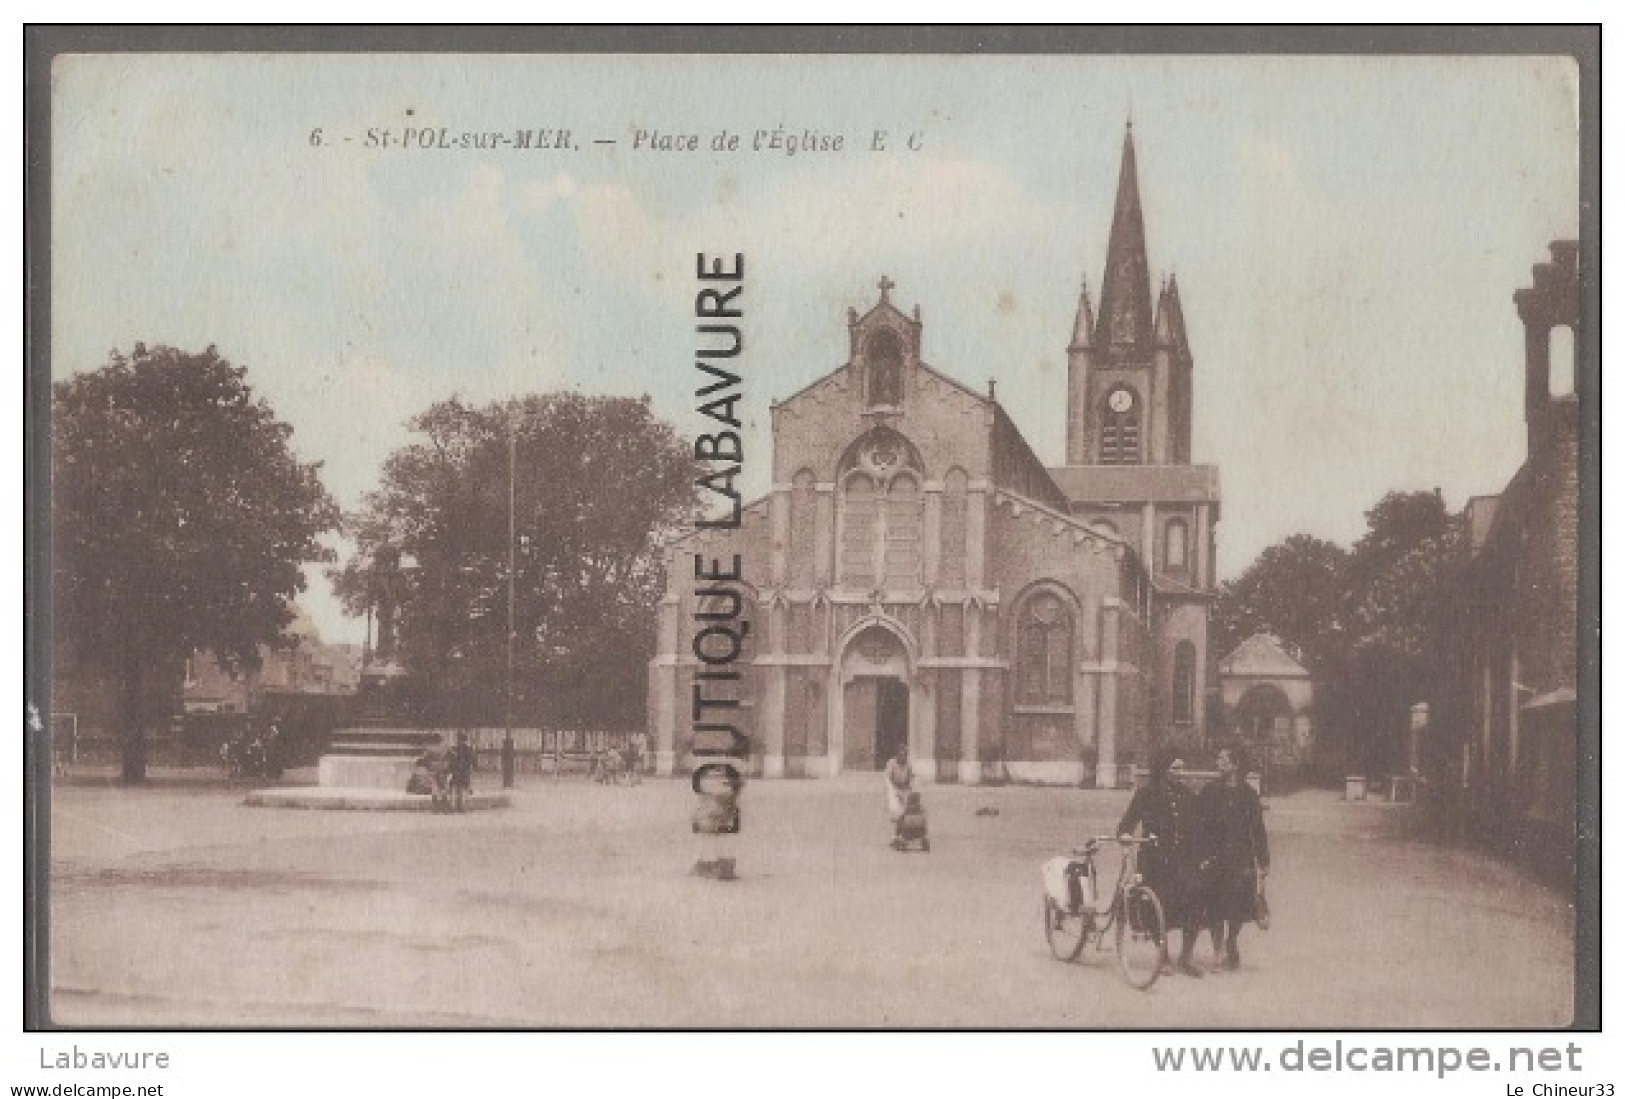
left=52, top=345, right=340, bottom=778
left=1342, top=490, right=1466, bottom=703
left=332, top=393, right=696, bottom=728
left=1213, top=533, right=1348, bottom=673
left=1216, top=490, right=1468, bottom=776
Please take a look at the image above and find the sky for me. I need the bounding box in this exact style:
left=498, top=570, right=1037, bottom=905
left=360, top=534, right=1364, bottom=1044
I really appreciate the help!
left=50, top=53, right=1581, bottom=644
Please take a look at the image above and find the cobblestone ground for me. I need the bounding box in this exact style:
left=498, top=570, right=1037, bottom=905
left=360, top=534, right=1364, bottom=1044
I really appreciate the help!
left=45, top=770, right=1576, bottom=1028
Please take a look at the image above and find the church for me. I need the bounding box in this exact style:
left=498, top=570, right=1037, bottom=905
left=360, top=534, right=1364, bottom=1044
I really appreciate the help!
left=649, top=127, right=1220, bottom=787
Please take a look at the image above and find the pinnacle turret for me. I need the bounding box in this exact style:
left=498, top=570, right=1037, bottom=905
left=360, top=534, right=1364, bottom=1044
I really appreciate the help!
left=1154, top=273, right=1189, bottom=352
left=1069, top=278, right=1096, bottom=352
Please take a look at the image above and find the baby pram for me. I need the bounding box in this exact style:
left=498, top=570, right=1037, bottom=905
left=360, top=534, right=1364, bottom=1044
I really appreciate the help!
left=891, top=790, right=930, bottom=852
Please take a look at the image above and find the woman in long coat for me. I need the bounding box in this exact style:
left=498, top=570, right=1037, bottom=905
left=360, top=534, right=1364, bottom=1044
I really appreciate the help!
left=1117, top=747, right=1205, bottom=977
left=1199, top=745, right=1271, bottom=970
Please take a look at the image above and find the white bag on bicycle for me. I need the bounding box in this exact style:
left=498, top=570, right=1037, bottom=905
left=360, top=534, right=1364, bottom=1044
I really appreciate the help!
left=1043, top=857, right=1092, bottom=912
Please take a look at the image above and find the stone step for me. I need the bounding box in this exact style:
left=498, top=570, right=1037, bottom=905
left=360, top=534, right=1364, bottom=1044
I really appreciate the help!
left=330, top=727, right=444, bottom=745
left=328, top=742, right=440, bottom=757
left=243, top=786, right=511, bottom=812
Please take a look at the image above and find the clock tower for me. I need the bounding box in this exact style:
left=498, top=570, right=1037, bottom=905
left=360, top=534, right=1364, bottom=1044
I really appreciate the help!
left=1053, top=122, right=1218, bottom=743
left=1066, top=123, right=1192, bottom=467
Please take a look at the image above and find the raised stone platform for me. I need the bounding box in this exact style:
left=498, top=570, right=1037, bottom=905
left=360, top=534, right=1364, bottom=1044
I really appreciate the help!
left=243, top=786, right=512, bottom=811
left=318, top=754, right=417, bottom=790
left=315, top=726, right=448, bottom=794
left=247, top=724, right=512, bottom=812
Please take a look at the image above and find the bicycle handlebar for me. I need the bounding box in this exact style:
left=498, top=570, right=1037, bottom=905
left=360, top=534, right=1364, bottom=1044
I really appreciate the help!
left=1072, top=834, right=1158, bottom=855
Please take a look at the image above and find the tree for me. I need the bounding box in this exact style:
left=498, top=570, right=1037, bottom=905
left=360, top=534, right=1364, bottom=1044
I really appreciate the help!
left=332, top=393, right=695, bottom=729
left=1340, top=490, right=1466, bottom=773
left=1215, top=492, right=1467, bottom=779
left=1213, top=533, right=1348, bottom=672
left=1213, top=533, right=1349, bottom=778
left=52, top=345, right=340, bottom=781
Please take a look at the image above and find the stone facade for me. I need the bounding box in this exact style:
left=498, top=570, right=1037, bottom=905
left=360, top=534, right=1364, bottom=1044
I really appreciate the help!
left=1436, top=240, right=1580, bottom=881
left=649, top=127, right=1220, bottom=787
left=1217, top=633, right=1314, bottom=774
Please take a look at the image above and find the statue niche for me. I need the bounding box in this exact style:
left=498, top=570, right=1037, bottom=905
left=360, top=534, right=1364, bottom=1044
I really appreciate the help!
left=866, top=329, right=905, bottom=408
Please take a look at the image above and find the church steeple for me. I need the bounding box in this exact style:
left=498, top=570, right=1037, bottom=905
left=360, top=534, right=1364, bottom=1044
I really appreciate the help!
left=1093, top=123, right=1155, bottom=361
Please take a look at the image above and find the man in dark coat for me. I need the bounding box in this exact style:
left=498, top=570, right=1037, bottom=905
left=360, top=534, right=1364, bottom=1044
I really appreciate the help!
left=1199, top=745, right=1271, bottom=971
left=1118, top=747, right=1205, bottom=977
left=449, top=732, right=476, bottom=812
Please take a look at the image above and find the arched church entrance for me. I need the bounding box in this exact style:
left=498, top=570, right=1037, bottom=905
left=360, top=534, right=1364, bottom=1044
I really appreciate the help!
left=834, top=622, right=914, bottom=772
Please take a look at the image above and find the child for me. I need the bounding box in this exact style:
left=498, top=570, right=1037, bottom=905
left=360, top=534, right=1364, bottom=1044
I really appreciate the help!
left=426, top=742, right=453, bottom=812
left=885, top=744, right=913, bottom=847
left=407, top=754, right=436, bottom=796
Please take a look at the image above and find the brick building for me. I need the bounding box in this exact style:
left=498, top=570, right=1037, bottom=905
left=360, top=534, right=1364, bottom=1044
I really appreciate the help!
left=182, top=606, right=362, bottom=716
left=649, top=127, right=1220, bottom=786
left=50, top=604, right=358, bottom=763
left=1436, top=240, right=1579, bottom=879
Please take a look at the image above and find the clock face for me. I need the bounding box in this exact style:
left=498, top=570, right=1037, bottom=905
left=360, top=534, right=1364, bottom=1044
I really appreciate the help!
left=1108, top=388, right=1134, bottom=414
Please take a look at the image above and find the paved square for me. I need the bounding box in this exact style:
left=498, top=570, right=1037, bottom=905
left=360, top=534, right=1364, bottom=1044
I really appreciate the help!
left=47, top=773, right=1575, bottom=1027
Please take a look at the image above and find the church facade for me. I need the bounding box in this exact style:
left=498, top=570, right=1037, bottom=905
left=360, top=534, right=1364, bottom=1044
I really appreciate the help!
left=649, top=128, right=1220, bottom=787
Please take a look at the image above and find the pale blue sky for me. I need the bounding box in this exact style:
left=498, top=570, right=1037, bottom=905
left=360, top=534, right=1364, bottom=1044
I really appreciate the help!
left=52, top=54, right=1580, bottom=643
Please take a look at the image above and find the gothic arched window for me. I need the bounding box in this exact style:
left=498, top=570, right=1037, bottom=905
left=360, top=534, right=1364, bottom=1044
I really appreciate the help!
left=839, top=472, right=879, bottom=586
left=836, top=428, right=925, bottom=590
left=866, top=330, right=904, bottom=407
left=882, top=472, right=922, bottom=585
left=788, top=468, right=818, bottom=588
left=1017, top=590, right=1074, bottom=706
left=1172, top=640, right=1197, bottom=724
left=939, top=467, right=968, bottom=587
left=1164, top=518, right=1189, bottom=572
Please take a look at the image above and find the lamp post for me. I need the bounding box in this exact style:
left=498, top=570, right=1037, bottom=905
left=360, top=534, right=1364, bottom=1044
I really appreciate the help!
left=502, top=422, right=517, bottom=789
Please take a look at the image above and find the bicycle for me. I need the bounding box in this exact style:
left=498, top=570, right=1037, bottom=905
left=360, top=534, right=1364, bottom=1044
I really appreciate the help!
left=1041, top=835, right=1167, bottom=990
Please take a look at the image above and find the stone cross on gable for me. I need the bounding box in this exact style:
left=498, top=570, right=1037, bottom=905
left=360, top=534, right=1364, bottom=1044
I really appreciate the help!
left=878, top=275, right=895, bottom=301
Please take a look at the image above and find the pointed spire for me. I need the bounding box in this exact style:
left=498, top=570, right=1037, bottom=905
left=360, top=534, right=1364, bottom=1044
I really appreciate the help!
left=1093, top=122, right=1155, bottom=358
left=1155, top=272, right=1189, bottom=352
left=1069, top=277, right=1095, bottom=351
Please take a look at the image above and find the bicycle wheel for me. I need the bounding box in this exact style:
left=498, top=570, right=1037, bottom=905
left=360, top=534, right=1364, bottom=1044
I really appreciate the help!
left=1115, top=885, right=1166, bottom=990
left=1043, top=895, right=1090, bottom=962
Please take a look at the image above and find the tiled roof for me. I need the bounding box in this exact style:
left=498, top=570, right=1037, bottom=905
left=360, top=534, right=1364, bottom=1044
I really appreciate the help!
left=1220, top=633, right=1310, bottom=679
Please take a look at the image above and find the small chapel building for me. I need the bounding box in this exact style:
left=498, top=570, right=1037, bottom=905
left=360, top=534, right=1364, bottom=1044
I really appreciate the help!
left=650, top=127, right=1221, bottom=787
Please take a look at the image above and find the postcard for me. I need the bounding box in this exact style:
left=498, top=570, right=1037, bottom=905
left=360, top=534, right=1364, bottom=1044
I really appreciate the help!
left=31, top=35, right=1594, bottom=1036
